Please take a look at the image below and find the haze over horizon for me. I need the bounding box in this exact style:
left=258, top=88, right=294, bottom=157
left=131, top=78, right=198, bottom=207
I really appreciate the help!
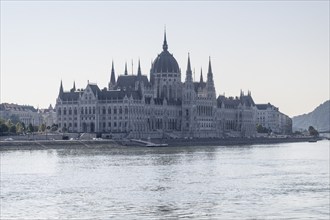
left=1, top=1, right=329, bottom=117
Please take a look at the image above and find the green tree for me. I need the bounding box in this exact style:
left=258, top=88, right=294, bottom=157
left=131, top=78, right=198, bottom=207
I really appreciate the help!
left=5, top=119, right=13, bottom=129
left=0, top=123, right=9, bottom=134
left=9, top=114, right=20, bottom=124
left=39, top=123, right=46, bottom=132
left=308, top=126, right=319, bottom=137
left=16, top=122, right=24, bottom=134
left=28, top=123, right=34, bottom=132
left=256, top=124, right=271, bottom=133
left=51, top=124, right=58, bottom=132
left=9, top=125, right=16, bottom=133
left=21, top=122, right=26, bottom=131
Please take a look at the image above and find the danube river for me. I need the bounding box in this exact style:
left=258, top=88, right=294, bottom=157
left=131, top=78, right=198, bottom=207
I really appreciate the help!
left=1, top=141, right=329, bottom=219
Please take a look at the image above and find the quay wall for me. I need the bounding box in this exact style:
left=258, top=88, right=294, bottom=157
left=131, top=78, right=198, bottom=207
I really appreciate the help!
left=0, top=137, right=320, bottom=151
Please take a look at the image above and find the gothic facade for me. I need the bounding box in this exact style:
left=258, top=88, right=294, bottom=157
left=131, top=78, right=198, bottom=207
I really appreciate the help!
left=55, top=32, right=258, bottom=138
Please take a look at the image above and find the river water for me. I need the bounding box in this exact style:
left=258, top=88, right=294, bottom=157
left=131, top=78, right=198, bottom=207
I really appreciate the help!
left=1, top=141, right=329, bottom=219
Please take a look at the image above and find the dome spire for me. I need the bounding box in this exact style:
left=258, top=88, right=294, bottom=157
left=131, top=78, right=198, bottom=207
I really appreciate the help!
left=163, top=27, right=168, bottom=51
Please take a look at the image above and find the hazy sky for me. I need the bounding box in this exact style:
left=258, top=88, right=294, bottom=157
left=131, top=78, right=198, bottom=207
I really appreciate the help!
left=1, top=1, right=329, bottom=117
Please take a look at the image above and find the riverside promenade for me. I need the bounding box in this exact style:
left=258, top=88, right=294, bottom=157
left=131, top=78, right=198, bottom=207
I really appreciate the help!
left=0, top=136, right=320, bottom=151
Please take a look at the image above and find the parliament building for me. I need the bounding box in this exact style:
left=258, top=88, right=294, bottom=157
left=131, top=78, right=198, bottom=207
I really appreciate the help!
left=55, top=32, right=270, bottom=139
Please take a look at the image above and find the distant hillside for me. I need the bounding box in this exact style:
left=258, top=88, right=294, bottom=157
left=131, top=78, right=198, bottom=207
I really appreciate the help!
left=292, top=100, right=330, bottom=132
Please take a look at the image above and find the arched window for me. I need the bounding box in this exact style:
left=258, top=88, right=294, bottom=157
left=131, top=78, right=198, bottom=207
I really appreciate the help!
left=63, top=107, right=67, bottom=115
left=74, top=108, right=77, bottom=115
left=163, top=85, right=167, bottom=99
left=169, top=85, right=172, bottom=100
left=69, top=107, right=72, bottom=115
left=108, top=107, right=111, bottom=114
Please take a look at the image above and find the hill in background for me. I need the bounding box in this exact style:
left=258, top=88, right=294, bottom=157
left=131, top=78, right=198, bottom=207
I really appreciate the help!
left=292, top=100, right=330, bottom=132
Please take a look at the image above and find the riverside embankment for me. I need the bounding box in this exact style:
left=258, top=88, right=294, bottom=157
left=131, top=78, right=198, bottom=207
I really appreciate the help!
left=0, top=137, right=321, bottom=151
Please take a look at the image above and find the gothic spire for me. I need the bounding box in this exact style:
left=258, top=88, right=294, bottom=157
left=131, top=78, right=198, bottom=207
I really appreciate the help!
left=59, top=80, right=64, bottom=95
left=207, top=56, right=214, bottom=83
left=185, top=53, right=192, bottom=82
left=72, top=81, right=76, bottom=92
left=208, top=56, right=212, bottom=75
left=200, top=68, right=204, bottom=83
left=110, top=60, right=116, bottom=84
left=206, top=57, right=216, bottom=99
left=162, top=28, right=168, bottom=51
left=137, top=59, right=142, bottom=77
left=124, top=62, right=128, bottom=76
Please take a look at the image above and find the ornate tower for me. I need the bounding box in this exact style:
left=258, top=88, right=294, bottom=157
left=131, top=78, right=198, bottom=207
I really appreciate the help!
left=183, top=53, right=195, bottom=101
left=182, top=53, right=196, bottom=134
left=206, top=57, right=216, bottom=99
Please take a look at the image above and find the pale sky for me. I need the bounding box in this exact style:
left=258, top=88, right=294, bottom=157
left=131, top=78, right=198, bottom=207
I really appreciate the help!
left=1, top=1, right=329, bottom=117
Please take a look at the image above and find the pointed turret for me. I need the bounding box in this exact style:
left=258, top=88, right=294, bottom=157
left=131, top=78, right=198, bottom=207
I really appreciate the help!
left=207, top=56, right=213, bottom=83
left=137, top=59, right=142, bottom=77
left=200, top=68, right=204, bottom=83
left=109, top=61, right=116, bottom=90
left=59, top=80, right=64, bottom=95
left=162, top=28, right=168, bottom=51
left=72, top=81, right=76, bottom=92
left=124, top=62, right=128, bottom=75
left=185, top=53, right=193, bottom=82
left=206, top=57, right=216, bottom=99
left=110, top=61, right=116, bottom=84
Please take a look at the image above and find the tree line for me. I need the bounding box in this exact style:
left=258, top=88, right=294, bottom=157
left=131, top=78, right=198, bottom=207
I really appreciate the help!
left=0, top=118, right=58, bottom=136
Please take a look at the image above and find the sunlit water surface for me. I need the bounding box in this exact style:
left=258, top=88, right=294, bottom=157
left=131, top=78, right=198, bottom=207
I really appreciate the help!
left=1, top=141, right=329, bottom=219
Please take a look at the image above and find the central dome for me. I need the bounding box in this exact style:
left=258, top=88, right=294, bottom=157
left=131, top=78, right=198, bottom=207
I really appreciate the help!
left=151, top=32, right=180, bottom=73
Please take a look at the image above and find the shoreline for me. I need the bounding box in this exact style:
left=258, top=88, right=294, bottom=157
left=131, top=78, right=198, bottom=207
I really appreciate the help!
left=0, top=137, right=323, bottom=151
